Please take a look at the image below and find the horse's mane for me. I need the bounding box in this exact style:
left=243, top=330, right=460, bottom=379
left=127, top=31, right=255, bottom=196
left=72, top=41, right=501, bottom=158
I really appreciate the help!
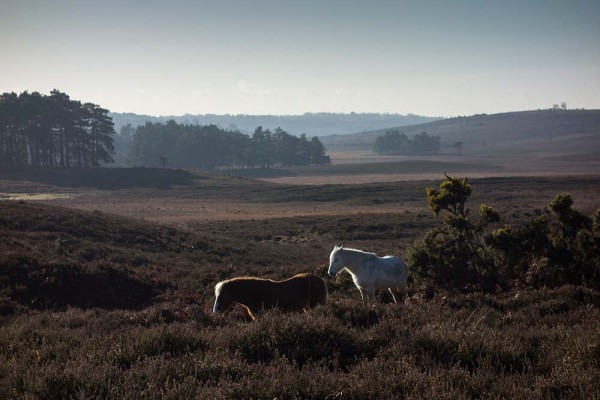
left=337, top=247, right=378, bottom=257
left=219, top=276, right=273, bottom=285
left=216, top=276, right=276, bottom=294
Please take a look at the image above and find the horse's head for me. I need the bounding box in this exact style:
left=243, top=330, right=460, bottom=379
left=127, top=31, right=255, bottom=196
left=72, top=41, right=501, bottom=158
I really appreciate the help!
left=213, top=281, right=234, bottom=314
left=328, top=245, right=344, bottom=277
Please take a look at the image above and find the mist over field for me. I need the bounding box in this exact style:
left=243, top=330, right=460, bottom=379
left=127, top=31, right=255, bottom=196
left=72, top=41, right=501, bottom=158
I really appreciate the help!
left=109, top=112, right=440, bottom=137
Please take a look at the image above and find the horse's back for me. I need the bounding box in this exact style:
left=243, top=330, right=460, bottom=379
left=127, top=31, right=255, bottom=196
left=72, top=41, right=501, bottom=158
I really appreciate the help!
left=381, top=255, right=400, bottom=263
left=370, top=255, right=408, bottom=287
left=280, top=273, right=327, bottom=309
left=378, top=255, right=405, bottom=269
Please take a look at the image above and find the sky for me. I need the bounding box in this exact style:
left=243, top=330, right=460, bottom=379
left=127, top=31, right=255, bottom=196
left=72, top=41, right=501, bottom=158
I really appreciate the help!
left=1, top=0, right=599, bottom=117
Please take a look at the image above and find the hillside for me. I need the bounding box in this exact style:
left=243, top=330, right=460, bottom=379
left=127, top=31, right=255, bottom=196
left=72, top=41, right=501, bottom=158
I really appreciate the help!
left=0, top=200, right=338, bottom=313
left=321, top=109, right=600, bottom=153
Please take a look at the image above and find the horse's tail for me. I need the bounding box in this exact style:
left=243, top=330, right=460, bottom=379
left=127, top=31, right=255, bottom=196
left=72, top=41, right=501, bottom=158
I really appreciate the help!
left=397, top=259, right=409, bottom=288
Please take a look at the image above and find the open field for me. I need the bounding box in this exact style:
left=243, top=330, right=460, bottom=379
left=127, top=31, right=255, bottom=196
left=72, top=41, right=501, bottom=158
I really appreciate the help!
left=1, top=167, right=599, bottom=223
left=235, top=140, right=600, bottom=186
left=1, top=167, right=599, bottom=398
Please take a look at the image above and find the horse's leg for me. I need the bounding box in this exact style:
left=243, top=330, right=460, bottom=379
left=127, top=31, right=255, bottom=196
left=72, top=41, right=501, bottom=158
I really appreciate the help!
left=397, top=286, right=408, bottom=303
left=358, top=287, right=368, bottom=305
left=389, top=288, right=398, bottom=303
left=242, top=305, right=256, bottom=321
left=367, top=288, right=376, bottom=303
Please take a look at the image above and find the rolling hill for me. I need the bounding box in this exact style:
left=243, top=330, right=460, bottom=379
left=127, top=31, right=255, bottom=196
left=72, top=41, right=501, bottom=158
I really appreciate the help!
left=320, top=109, right=600, bottom=154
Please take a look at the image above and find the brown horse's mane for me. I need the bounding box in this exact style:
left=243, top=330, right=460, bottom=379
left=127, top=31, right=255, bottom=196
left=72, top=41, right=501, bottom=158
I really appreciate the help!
left=215, top=276, right=278, bottom=295
left=216, top=274, right=313, bottom=290
left=221, top=276, right=276, bottom=283
left=220, top=275, right=300, bottom=283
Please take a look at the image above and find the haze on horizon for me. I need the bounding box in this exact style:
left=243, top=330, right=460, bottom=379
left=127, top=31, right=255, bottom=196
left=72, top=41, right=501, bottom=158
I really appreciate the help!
left=2, top=0, right=599, bottom=118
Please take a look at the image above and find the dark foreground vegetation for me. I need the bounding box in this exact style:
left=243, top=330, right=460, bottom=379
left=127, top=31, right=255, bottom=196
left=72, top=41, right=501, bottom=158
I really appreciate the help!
left=1, top=175, right=599, bottom=399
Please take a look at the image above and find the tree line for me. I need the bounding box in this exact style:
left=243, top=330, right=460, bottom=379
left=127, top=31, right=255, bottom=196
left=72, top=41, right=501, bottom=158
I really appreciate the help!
left=126, top=120, right=331, bottom=170
left=372, top=129, right=441, bottom=154
left=0, top=90, right=115, bottom=168
left=1, top=90, right=331, bottom=170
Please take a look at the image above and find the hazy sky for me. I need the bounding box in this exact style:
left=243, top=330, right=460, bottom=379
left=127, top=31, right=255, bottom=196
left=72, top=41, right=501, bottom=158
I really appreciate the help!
left=2, top=0, right=599, bottom=117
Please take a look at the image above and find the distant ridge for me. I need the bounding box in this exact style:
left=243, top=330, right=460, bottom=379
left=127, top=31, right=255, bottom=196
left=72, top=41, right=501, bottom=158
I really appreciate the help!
left=320, top=109, right=600, bottom=151
left=108, top=112, right=441, bottom=137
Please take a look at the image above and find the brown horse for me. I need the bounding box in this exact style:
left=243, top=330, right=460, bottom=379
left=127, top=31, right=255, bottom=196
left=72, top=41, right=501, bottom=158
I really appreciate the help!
left=213, top=273, right=327, bottom=320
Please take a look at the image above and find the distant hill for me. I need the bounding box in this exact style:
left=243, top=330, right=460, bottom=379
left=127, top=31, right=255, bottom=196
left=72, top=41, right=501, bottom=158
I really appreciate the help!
left=109, top=112, right=440, bottom=136
left=320, top=109, right=600, bottom=152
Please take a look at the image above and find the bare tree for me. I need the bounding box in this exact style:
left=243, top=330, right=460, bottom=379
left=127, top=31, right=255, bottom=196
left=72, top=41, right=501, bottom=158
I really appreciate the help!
left=453, top=141, right=464, bottom=156
left=159, top=155, right=168, bottom=169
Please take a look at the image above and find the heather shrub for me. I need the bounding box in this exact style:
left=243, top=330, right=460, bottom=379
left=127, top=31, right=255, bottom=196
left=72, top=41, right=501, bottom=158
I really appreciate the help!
left=96, top=325, right=207, bottom=368
left=226, top=311, right=379, bottom=370
left=1, top=287, right=599, bottom=399
left=315, top=297, right=381, bottom=328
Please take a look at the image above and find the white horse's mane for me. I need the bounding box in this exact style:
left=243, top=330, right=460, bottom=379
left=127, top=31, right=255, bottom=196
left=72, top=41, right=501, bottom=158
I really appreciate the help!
left=334, top=246, right=377, bottom=257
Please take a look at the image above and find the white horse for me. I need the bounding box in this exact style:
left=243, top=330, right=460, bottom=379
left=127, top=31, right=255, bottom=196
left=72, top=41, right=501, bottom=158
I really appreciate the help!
left=327, top=245, right=408, bottom=304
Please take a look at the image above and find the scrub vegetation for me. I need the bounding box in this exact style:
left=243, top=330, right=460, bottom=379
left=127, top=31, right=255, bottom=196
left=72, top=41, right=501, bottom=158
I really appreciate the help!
left=1, top=170, right=599, bottom=399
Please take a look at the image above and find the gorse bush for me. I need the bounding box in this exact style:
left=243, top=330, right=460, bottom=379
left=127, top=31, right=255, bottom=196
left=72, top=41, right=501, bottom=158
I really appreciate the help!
left=408, top=175, right=501, bottom=291
left=409, top=175, right=600, bottom=291
left=487, top=192, right=600, bottom=289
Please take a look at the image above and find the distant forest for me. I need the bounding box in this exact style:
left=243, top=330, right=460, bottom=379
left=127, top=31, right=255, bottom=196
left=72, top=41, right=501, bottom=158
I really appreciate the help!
left=0, top=91, right=115, bottom=168
left=372, top=130, right=441, bottom=154
left=126, top=121, right=330, bottom=169
left=110, top=112, right=440, bottom=137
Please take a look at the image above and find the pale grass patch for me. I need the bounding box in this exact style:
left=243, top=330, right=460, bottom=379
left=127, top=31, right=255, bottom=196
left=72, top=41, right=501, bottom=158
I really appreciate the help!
left=0, top=192, right=73, bottom=201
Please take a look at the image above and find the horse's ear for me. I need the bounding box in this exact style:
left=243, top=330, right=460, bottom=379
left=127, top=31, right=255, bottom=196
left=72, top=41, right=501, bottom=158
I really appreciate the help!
left=339, top=244, right=344, bottom=249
